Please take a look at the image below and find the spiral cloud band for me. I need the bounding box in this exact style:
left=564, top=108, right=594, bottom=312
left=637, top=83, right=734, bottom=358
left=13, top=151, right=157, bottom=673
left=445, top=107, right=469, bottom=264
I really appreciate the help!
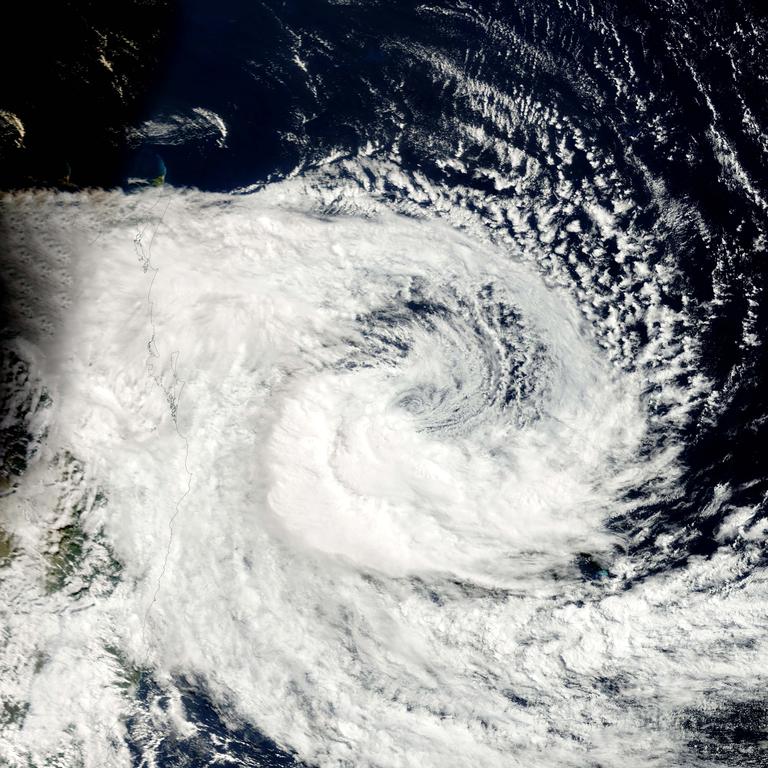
left=0, top=167, right=766, bottom=768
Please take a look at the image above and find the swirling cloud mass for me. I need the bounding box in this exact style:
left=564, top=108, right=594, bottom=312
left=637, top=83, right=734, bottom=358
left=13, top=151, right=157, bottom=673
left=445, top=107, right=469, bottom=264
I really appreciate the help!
left=1, top=163, right=766, bottom=767
left=1, top=2, right=767, bottom=767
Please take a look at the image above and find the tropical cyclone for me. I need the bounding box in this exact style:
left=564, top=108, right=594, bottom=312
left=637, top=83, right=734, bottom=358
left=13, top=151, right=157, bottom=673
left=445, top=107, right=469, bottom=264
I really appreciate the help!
left=1, top=168, right=766, bottom=767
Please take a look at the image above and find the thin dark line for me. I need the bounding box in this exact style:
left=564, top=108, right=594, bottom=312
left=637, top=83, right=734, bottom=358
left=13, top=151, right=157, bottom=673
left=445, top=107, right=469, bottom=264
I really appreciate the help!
left=132, top=192, right=194, bottom=665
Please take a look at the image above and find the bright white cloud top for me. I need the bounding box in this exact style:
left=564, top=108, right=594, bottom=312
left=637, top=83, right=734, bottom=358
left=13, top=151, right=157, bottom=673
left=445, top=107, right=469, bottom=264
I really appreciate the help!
left=0, top=168, right=766, bottom=768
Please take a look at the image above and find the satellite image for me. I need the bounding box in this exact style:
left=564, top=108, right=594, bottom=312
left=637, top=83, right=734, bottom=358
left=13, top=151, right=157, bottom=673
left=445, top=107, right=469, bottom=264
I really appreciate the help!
left=1, top=1, right=767, bottom=766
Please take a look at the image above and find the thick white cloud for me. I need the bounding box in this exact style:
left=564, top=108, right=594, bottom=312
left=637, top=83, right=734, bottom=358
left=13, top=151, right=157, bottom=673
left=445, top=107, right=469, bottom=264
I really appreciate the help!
left=0, top=173, right=765, bottom=768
